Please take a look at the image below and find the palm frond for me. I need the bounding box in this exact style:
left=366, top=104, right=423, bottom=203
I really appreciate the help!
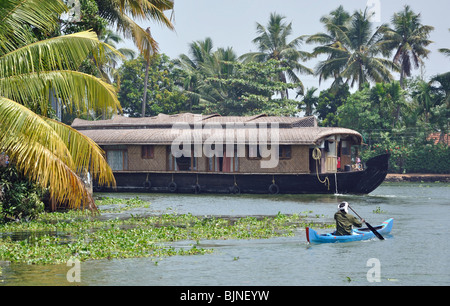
left=142, top=0, right=175, bottom=29
left=305, top=32, right=334, bottom=45
left=0, top=30, right=121, bottom=78
left=43, top=118, right=116, bottom=188
left=0, top=0, right=67, bottom=53
left=238, top=52, right=267, bottom=64
left=118, top=0, right=174, bottom=25
left=439, top=48, right=450, bottom=58
left=0, top=70, right=121, bottom=116
left=114, top=12, right=159, bottom=58
left=0, top=96, right=96, bottom=210
left=99, top=0, right=174, bottom=59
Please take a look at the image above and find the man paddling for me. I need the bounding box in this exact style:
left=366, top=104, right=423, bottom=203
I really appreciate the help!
left=334, top=202, right=364, bottom=236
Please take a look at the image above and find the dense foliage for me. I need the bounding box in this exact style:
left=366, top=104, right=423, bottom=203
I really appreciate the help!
left=117, top=54, right=187, bottom=117
left=0, top=165, right=46, bottom=222
left=404, top=144, right=450, bottom=174
left=202, top=59, right=301, bottom=116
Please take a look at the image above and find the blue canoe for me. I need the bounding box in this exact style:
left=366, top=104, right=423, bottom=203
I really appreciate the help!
left=306, top=218, right=394, bottom=244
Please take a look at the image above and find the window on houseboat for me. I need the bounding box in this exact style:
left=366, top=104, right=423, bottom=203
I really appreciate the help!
left=167, top=146, right=197, bottom=171
left=208, top=146, right=239, bottom=172
left=279, top=145, right=291, bottom=159
left=208, top=156, right=220, bottom=172
left=105, top=146, right=128, bottom=171
left=141, top=145, right=154, bottom=159
left=247, top=145, right=291, bottom=161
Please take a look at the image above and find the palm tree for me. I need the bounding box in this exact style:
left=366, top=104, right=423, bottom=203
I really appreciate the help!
left=297, top=87, right=319, bottom=116
left=178, top=38, right=215, bottom=72
left=306, top=6, right=351, bottom=50
left=435, top=33, right=450, bottom=108
left=240, top=12, right=313, bottom=98
left=0, top=0, right=120, bottom=210
left=378, top=5, right=434, bottom=88
left=430, top=37, right=450, bottom=140
left=173, top=38, right=213, bottom=112
left=99, top=29, right=136, bottom=83
left=413, top=80, right=434, bottom=123
left=174, top=38, right=238, bottom=112
left=94, top=1, right=175, bottom=117
left=306, top=5, right=351, bottom=88
left=95, top=0, right=174, bottom=59
left=308, top=8, right=398, bottom=90
left=433, top=29, right=450, bottom=110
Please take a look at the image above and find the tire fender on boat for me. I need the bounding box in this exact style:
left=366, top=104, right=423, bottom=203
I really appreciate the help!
left=269, top=183, right=279, bottom=194
left=168, top=181, right=177, bottom=192
left=143, top=180, right=151, bottom=189
left=230, top=185, right=240, bottom=194
left=193, top=183, right=201, bottom=194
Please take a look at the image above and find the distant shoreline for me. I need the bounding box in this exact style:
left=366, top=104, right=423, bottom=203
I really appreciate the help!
left=385, top=173, right=450, bottom=183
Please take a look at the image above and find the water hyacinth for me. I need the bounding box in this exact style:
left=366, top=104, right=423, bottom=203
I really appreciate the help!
left=0, top=197, right=329, bottom=265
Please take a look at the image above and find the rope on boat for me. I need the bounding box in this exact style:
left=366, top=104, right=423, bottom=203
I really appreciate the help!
left=231, top=175, right=240, bottom=194
left=312, top=147, right=330, bottom=190
left=143, top=173, right=151, bottom=189
left=334, top=172, right=338, bottom=194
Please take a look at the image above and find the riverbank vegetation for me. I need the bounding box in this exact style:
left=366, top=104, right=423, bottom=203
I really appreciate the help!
left=0, top=197, right=328, bottom=264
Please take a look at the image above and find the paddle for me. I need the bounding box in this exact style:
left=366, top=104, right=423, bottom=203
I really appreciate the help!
left=348, top=205, right=384, bottom=240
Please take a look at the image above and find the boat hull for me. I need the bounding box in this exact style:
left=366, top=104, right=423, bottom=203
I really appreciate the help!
left=94, top=154, right=389, bottom=195
left=306, top=218, right=394, bottom=243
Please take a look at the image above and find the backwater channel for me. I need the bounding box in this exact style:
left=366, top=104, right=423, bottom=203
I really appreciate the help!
left=0, top=182, right=449, bottom=286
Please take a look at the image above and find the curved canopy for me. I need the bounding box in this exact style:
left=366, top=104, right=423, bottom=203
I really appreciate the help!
left=72, top=113, right=362, bottom=146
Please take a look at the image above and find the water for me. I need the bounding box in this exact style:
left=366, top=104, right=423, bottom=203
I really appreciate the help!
left=1, top=182, right=449, bottom=286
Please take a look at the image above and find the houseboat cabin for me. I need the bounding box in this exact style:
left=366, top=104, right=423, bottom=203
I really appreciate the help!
left=72, top=113, right=389, bottom=194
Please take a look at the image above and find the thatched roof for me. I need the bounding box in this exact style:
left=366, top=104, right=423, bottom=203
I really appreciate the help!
left=71, top=113, right=362, bottom=146
left=72, top=113, right=318, bottom=128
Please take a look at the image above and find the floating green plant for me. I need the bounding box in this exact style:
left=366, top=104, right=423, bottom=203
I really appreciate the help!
left=0, top=198, right=331, bottom=265
left=373, top=206, right=386, bottom=214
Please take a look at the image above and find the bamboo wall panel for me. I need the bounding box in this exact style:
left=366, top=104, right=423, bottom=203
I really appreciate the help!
left=127, top=145, right=167, bottom=171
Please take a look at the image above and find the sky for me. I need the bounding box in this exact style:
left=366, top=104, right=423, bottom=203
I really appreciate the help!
left=121, top=0, right=450, bottom=93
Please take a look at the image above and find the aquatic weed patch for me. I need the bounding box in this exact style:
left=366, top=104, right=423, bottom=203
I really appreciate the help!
left=0, top=219, right=212, bottom=264
left=95, top=196, right=151, bottom=213
left=0, top=201, right=327, bottom=264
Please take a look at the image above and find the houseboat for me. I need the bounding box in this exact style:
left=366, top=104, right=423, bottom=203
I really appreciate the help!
left=71, top=113, right=389, bottom=195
